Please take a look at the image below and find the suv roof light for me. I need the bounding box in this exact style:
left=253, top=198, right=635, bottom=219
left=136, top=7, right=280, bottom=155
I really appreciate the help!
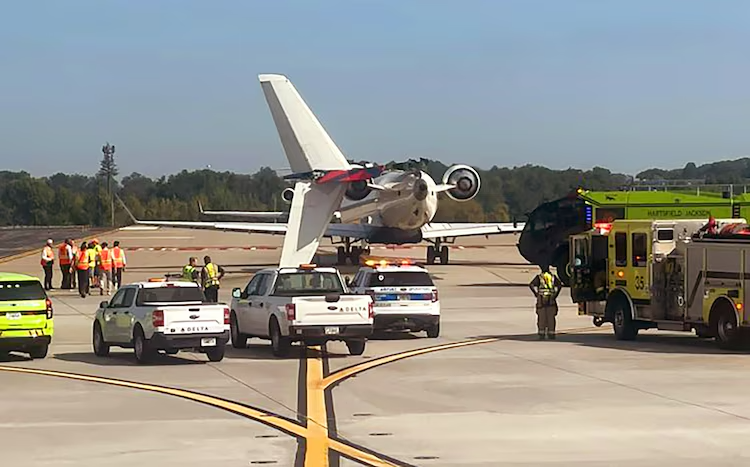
left=363, top=257, right=414, bottom=267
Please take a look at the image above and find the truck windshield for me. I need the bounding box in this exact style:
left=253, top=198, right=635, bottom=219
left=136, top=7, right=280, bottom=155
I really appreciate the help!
left=136, top=286, right=205, bottom=305
left=0, top=281, right=46, bottom=301
left=272, top=272, right=344, bottom=296
left=367, top=272, right=434, bottom=287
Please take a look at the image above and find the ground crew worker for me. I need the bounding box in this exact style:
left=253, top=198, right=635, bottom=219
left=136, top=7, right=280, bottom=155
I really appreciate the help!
left=75, top=242, right=91, bottom=298
left=111, top=240, right=126, bottom=290
left=201, top=256, right=225, bottom=303
left=529, top=264, right=563, bottom=340
left=70, top=240, right=79, bottom=289
left=182, top=257, right=200, bottom=284
left=99, top=242, right=113, bottom=296
left=41, top=239, right=55, bottom=291
left=89, top=239, right=102, bottom=288
left=58, top=238, right=74, bottom=289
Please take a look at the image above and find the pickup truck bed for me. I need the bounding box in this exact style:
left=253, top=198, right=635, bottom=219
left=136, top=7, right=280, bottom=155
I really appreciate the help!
left=93, top=280, right=230, bottom=364
left=231, top=266, right=374, bottom=357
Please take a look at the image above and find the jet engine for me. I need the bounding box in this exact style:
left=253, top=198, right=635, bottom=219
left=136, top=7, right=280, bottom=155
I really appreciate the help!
left=442, top=164, right=480, bottom=202
left=344, top=180, right=372, bottom=201
left=281, top=187, right=295, bottom=204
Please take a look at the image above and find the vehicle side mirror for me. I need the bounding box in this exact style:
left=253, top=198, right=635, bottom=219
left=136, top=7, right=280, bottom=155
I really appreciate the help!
left=344, top=276, right=352, bottom=286
left=231, top=288, right=241, bottom=299
left=99, top=300, right=109, bottom=309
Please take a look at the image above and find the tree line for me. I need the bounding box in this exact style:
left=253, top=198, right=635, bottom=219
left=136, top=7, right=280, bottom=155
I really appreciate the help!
left=2, top=157, right=749, bottom=227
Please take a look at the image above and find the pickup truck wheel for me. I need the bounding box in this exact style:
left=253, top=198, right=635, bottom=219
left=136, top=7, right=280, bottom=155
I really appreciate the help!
left=92, top=321, right=110, bottom=357
left=133, top=328, right=155, bottom=364
left=426, top=322, right=440, bottom=338
left=206, top=344, right=225, bottom=362
left=230, top=313, right=248, bottom=349
left=29, top=344, right=48, bottom=359
left=346, top=339, right=366, bottom=356
left=270, top=319, right=291, bottom=357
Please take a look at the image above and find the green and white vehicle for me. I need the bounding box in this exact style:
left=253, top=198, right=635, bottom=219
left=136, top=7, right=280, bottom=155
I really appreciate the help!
left=0, top=272, right=53, bottom=359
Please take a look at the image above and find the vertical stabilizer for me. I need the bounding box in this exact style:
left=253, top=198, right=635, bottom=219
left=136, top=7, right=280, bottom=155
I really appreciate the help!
left=259, top=74, right=351, bottom=174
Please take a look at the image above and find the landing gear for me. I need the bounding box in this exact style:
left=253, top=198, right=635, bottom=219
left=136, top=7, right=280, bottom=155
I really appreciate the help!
left=426, top=239, right=450, bottom=265
left=336, top=238, right=370, bottom=266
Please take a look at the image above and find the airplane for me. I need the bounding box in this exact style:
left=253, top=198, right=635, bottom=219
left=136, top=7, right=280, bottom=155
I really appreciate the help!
left=120, top=74, right=525, bottom=267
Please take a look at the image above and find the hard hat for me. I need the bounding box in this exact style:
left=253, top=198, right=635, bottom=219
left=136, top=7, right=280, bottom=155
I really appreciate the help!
left=46, top=239, right=53, bottom=245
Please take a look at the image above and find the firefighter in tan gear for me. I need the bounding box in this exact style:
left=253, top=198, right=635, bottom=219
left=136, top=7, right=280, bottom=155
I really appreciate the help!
left=529, top=264, right=563, bottom=340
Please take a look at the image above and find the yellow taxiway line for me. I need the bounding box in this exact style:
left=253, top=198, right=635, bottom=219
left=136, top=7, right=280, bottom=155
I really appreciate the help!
left=304, top=346, right=330, bottom=467
left=0, top=326, right=600, bottom=466
left=0, top=365, right=306, bottom=438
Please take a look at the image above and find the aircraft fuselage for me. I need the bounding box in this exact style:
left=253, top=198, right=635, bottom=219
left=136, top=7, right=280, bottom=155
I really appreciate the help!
left=338, top=170, right=438, bottom=231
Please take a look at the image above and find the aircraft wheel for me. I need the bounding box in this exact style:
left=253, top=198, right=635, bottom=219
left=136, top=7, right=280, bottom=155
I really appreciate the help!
left=426, top=246, right=436, bottom=265
left=439, top=246, right=449, bottom=264
left=337, top=247, right=347, bottom=265
left=349, top=247, right=362, bottom=265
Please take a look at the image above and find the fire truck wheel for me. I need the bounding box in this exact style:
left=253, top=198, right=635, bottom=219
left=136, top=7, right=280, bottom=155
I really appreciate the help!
left=715, top=307, right=742, bottom=350
left=612, top=299, right=638, bottom=341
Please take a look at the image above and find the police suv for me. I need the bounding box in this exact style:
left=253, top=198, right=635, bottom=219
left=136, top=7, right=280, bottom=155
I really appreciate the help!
left=348, top=259, right=440, bottom=337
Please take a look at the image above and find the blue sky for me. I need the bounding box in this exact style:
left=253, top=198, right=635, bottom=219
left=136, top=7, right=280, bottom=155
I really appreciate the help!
left=1, top=0, right=748, bottom=178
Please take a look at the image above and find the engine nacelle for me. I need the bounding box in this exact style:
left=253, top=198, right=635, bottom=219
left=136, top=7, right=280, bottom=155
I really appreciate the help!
left=281, top=187, right=294, bottom=204
left=442, top=164, right=480, bottom=202
left=344, top=180, right=372, bottom=201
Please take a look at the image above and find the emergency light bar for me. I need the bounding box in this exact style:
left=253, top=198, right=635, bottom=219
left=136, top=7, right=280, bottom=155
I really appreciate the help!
left=362, top=257, right=414, bottom=267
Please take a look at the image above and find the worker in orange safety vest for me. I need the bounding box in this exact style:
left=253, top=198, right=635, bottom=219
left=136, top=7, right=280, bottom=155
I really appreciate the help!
left=75, top=242, right=91, bottom=298
left=99, top=242, right=113, bottom=296
left=58, top=238, right=74, bottom=290
left=111, top=240, right=126, bottom=290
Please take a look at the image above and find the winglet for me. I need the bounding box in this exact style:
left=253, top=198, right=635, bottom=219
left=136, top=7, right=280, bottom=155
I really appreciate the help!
left=258, top=73, right=350, bottom=174
left=115, top=193, right=140, bottom=224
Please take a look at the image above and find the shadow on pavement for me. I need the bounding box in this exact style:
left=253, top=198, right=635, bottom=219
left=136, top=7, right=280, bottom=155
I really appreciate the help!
left=369, top=331, right=422, bottom=341
left=226, top=343, right=351, bottom=360
left=54, top=351, right=207, bottom=366
left=452, top=261, right=531, bottom=267
left=0, top=353, right=32, bottom=363
left=472, top=329, right=750, bottom=355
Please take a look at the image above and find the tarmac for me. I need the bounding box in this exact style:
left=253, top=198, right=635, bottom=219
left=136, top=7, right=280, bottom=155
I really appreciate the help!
left=2, top=227, right=750, bottom=466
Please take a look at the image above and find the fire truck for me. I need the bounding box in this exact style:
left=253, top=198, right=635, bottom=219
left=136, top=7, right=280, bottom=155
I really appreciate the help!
left=569, top=217, right=750, bottom=349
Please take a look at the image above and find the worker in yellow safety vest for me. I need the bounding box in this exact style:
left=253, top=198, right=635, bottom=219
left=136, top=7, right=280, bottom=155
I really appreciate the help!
left=88, top=239, right=100, bottom=288
left=201, top=256, right=225, bottom=303
left=182, top=257, right=199, bottom=284
left=528, top=265, right=563, bottom=340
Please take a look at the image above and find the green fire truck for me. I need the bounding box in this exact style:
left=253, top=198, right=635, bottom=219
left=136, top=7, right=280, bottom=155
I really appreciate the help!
left=517, top=182, right=750, bottom=285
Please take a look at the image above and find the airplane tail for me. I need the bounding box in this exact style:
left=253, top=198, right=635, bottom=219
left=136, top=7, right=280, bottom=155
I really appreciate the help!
left=259, top=74, right=350, bottom=174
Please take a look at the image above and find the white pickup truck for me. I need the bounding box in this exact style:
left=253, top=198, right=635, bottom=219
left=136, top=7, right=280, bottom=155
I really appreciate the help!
left=92, top=279, right=230, bottom=364
left=229, top=265, right=374, bottom=357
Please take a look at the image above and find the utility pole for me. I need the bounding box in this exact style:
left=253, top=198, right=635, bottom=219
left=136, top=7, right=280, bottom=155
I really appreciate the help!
left=102, top=143, right=116, bottom=227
